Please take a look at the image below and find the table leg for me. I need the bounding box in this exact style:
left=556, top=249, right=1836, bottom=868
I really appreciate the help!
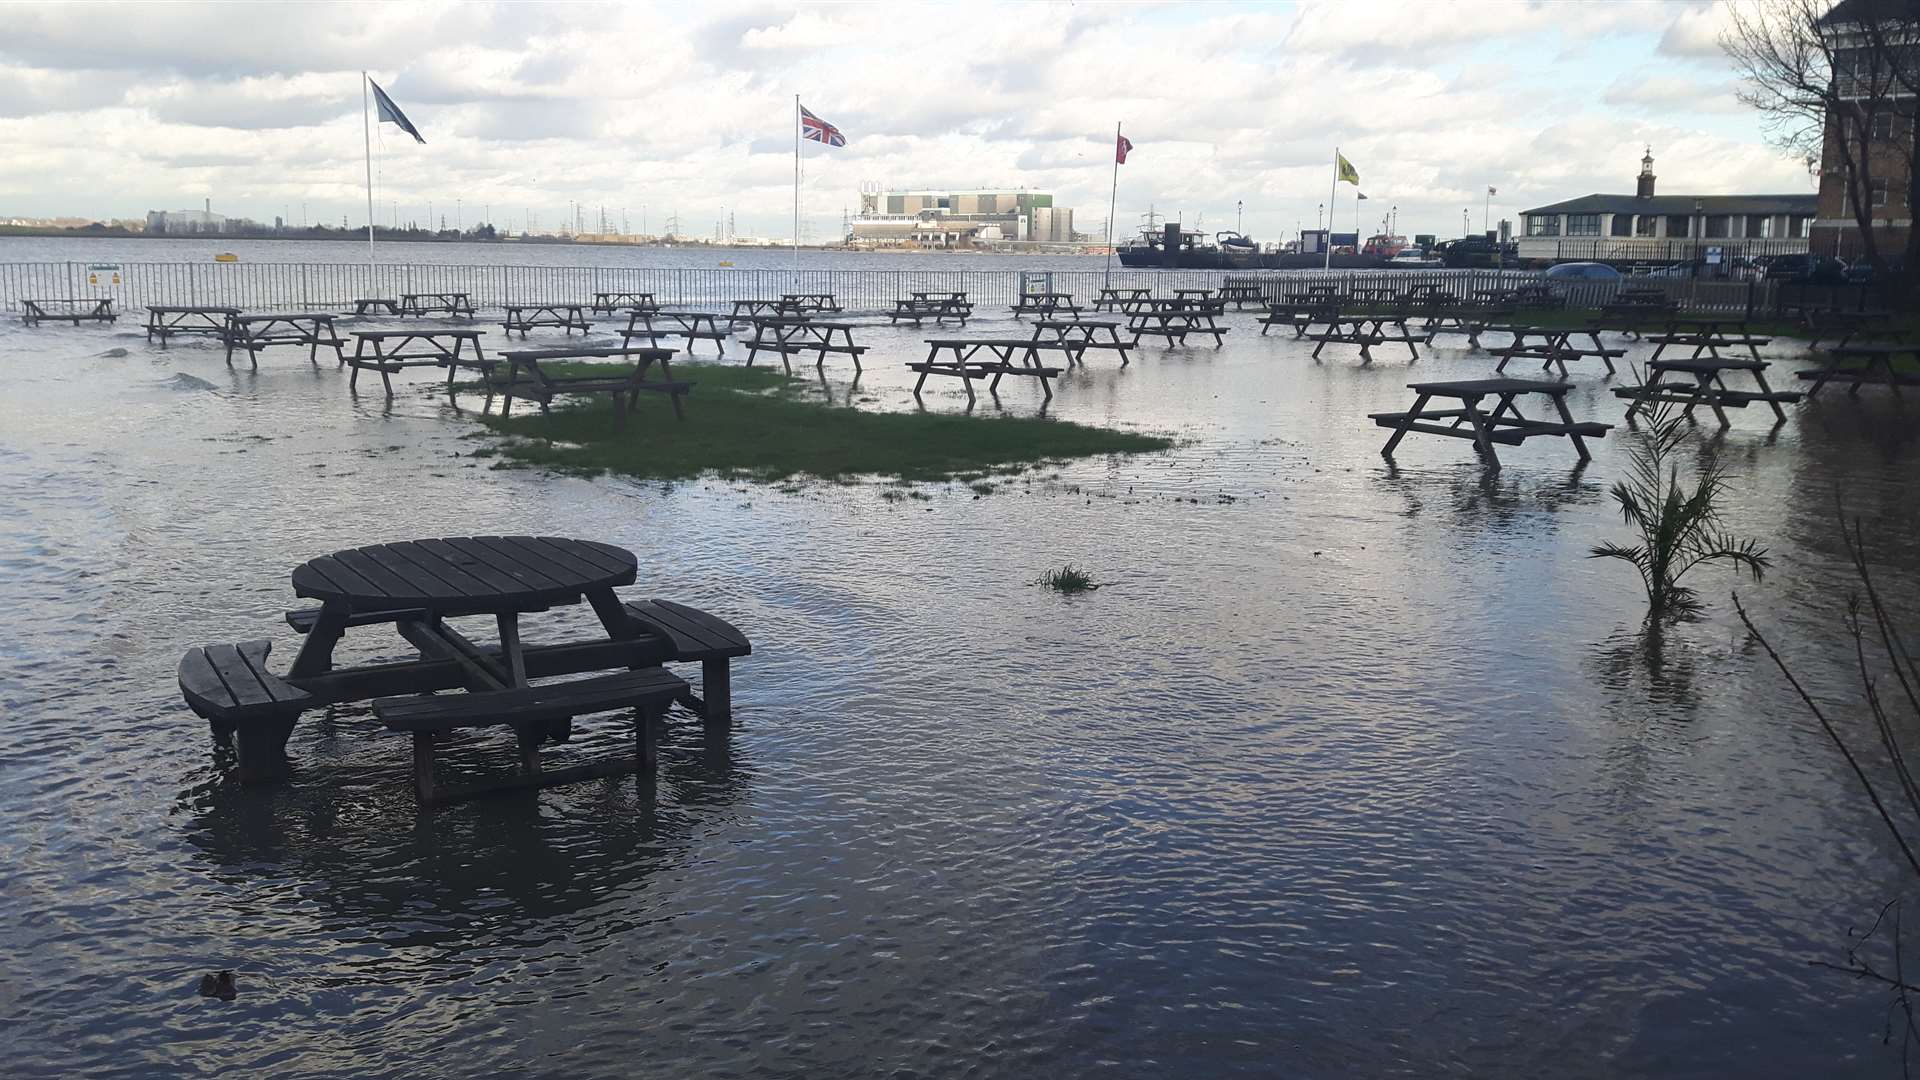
left=1462, top=396, right=1502, bottom=470
left=1381, top=392, right=1429, bottom=459
left=1551, top=392, right=1593, bottom=462
left=289, top=601, right=350, bottom=678
left=1752, top=368, right=1790, bottom=422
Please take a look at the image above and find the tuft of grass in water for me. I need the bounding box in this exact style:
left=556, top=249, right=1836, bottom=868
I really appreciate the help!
left=1037, top=565, right=1098, bottom=594
left=471, top=361, right=1172, bottom=483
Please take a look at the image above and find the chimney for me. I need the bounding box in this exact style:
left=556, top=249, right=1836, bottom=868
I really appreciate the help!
left=1636, top=147, right=1656, bottom=199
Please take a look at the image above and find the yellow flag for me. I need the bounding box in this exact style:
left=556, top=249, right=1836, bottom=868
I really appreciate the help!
left=1336, top=152, right=1359, bottom=186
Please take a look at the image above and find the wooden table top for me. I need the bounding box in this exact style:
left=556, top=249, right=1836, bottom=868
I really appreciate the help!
left=291, top=536, right=637, bottom=612
left=1407, top=378, right=1575, bottom=396
left=149, top=305, right=240, bottom=314
left=500, top=345, right=673, bottom=361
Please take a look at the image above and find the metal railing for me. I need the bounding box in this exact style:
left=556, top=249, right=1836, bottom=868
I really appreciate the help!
left=0, top=261, right=1777, bottom=316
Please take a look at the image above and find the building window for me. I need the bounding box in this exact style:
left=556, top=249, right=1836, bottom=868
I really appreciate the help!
left=1752, top=215, right=1775, bottom=238
left=1525, top=215, right=1560, bottom=236
left=1636, top=215, right=1656, bottom=236
left=1872, top=112, right=1893, bottom=142
left=1872, top=179, right=1889, bottom=208
left=1609, top=214, right=1633, bottom=237
left=1793, top=216, right=1810, bottom=238
left=1667, top=215, right=1692, bottom=237
left=1704, top=215, right=1730, bottom=238
left=1566, top=213, right=1601, bottom=236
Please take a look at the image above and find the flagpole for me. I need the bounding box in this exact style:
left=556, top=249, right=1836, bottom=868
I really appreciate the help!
left=362, top=72, right=376, bottom=276
left=792, top=94, right=800, bottom=288
left=1104, top=122, right=1121, bottom=287
left=1324, top=148, right=1337, bottom=271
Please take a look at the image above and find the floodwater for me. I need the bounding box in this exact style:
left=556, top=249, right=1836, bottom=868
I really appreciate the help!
left=3, top=297, right=1919, bottom=1079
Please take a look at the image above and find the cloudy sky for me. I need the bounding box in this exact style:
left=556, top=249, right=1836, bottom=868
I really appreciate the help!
left=0, top=0, right=1809, bottom=242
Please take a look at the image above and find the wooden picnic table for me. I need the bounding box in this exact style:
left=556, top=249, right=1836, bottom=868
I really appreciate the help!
left=1801, top=309, right=1898, bottom=350
left=911, top=338, right=1072, bottom=405
left=1797, top=341, right=1920, bottom=399
left=620, top=309, right=727, bottom=356
left=1030, top=319, right=1133, bottom=366
left=351, top=298, right=399, bottom=316
left=1370, top=378, right=1610, bottom=470
left=1646, top=317, right=1770, bottom=365
left=1612, top=356, right=1801, bottom=427
left=1093, top=286, right=1153, bottom=312
left=592, top=291, right=656, bottom=314
left=743, top=316, right=867, bottom=373
left=224, top=312, right=346, bottom=369
left=888, top=296, right=971, bottom=327
left=780, top=293, right=842, bottom=313
left=398, top=292, right=476, bottom=318
left=728, top=298, right=786, bottom=326
left=1259, top=301, right=1342, bottom=337
left=176, top=536, right=751, bottom=801
left=146, top=305, right=240, bottom=343
left=23, top=298, right=115, bottom=326
left=346, top=328, right=492, bottom=403
left=1128, top=308, right=1228, bottom=347
left=1012, top=292, right=1080, bottom=319
left=496, top=345, right=692, bottom=426
left=502, top=302, right=592, bottom=337
left=1309, top=313, right=1427, bottom=363
left=1217, top=282, right=1267, bottom=308
left=1491, top=327, right=1624, bottom=377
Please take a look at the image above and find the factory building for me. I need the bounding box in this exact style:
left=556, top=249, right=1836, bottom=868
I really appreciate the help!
left=849, top=188, right=1076, bottom=248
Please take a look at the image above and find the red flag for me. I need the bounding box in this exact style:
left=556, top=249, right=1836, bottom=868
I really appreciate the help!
left=1116, top=133, right=1134, bottom=164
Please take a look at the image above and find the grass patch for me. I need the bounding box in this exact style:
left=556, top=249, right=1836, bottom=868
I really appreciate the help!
left=473, top=361, right=1173, bottom=483
left=1037, top=565, right=1099, bottom=594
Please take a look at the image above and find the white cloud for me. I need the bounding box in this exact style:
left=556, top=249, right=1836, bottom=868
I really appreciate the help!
left=0, top=0, right=1811, bottom=240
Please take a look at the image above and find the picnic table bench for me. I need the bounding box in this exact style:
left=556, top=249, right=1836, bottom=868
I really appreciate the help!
left=351, top=298, right=400, bottom=316
left=495, top=345, right=691, bottom=427
left=146, top=305, right=240, bottom=344
left=780, top=293, right=842, bottom=313
left=224, top=312, right=346, bottom=368
left=1012, top=292, right=1080, bottom=319
left=620, top=309, right=727, bottom=356
left=1310, top=314, right=1429, bottom=363
left=1259, top=301, right=1342, bottom=337
left=1031, top=319, right=1134, bottom=366
left=1128, top=308, right=1228, bottom=347
left=1797, top=341, right=1920, bottom=399
left=1646, top=317, right=1770, bottom=364
left=23, top=298, right=115, bottom=326
left=1094, top=286, right=1153, bottom=312
left=1370, top=378, right=1610, bottom=470
left=1612, top=357, right=1801, bottom=427
left=743, top=316, right=867, bottom=373
left=1217, top=282, right=1267, bottom=308
left=592, top=291, right=656, bottom=315
left=502, top=302, right=592, bottom=337
left=911, top=338, right=1071, bottom=405
left=888, top=297, right=971, bottom=327
left=398, top=292, right=476, bottom=318
left=177, top=536, right=751, bottom=800
left=1491, top=327, right=1625, bottom=377
left=346, top=329, right=492, bottom=403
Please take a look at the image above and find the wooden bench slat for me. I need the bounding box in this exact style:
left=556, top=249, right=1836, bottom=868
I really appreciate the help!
left=373, top=668, right=687, bottom=731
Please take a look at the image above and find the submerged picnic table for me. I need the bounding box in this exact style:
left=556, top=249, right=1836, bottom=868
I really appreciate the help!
left=781, top=293, right=842, bottom=313
left=1128, top=304, right=1228, bottom=346
left=888, top=296, right=971, bottom=327
left=1370, top=378, right=1611, bottom=470
left=1797, top=341, right=1920, bottom=398
left=146, top=305, right=240, bottom=343
left=1217, top=282, right=1267, bottom=308
left=399, top=292, right=477, bottom=318
left=23, top=298, right=115, bottom=326
left=1647, top=317, right=1770, bottom=365
left=1012, top=292, right=1080, bottom=319
left=911, top=338, right=1071, bottom=405
left=351, top=298, right=400, bottom=316
left=1030, top=319, right=1133, bottom=366
left=176, top=537, right=751, bottom=802
left=1491, top=327, right=1625, bottom=377
left=495, top=344, right=692, bottom=426
left=346, top=329, right=492, bottom=403
left=592, top=291, right=656, bottom=314
left=1613, top=356, right=1801, bottom=427
left=743, top=316, right=867, bottom=373
left=1093, top=287, right=1153, bottom=313
left=1309, top=313, right=1427, bottom=363
left=502, top=302, right=592, bottom=337
left=621, top=309, right=727, bottom=356
left=224, top=312, right=346, bottom=368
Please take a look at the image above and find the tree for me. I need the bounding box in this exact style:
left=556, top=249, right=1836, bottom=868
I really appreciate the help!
left=1722, top=0, right=1920, bottom=274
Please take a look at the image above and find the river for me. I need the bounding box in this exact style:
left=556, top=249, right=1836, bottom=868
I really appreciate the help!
left=1, top=265, right=1916, bottom=1077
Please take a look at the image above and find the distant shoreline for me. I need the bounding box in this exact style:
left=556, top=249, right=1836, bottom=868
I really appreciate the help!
left=0, top=226, right=855, bottom=252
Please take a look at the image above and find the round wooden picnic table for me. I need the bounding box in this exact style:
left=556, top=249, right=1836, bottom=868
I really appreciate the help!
left=292, top=536, right=637, bottom=612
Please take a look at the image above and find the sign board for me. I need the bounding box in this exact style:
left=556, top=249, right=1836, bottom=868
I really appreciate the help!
left=1705, top=246, right=1723, bottom=265
left=1019, top=270, right=1052, bottom=296
left=86, top=263, right=123, bottom=287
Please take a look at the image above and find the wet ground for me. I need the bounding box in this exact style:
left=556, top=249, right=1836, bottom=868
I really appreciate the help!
left=3, top=306, right=1919, bottom=1078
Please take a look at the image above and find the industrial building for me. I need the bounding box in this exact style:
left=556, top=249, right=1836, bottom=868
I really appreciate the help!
left=849, top=188, right=1077, bottom=248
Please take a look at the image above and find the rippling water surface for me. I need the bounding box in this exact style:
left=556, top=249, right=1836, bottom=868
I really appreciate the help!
left=3, top=299, right=1919, bottom=1078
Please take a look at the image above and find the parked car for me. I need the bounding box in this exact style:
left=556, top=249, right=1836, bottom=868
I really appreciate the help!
left=1544, top=262, right=1623, bottom=281
left=1762, top=254, right=1847, bottom=285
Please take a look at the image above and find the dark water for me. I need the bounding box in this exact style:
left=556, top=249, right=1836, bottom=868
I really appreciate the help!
left=3, top=304, right=1919, bottom=1078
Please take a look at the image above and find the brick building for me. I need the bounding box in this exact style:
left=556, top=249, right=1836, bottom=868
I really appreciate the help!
left=1810, top=0, right=1916, bottom=262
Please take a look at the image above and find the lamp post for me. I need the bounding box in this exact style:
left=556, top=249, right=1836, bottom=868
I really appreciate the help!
left=1236, top=199, right=1243, bottom=234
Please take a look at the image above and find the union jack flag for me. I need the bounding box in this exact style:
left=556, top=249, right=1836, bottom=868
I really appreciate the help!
left=800, top=104, right=845, bottom=148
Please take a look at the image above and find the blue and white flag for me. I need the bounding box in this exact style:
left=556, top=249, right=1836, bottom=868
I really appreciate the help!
left=369, top=78, right=425, bottom=144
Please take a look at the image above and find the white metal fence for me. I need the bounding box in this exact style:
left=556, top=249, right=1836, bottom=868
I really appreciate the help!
left=0, top=261, right=1776, bottom=316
